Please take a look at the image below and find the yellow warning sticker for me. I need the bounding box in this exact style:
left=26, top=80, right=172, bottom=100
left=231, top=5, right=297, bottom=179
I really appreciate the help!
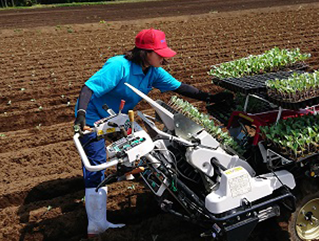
left=97, top=130, right=104, bottom=135
left=225, top=166, right=243, bottom=175
left=239, top=113, right=254, bottom=122
left=106, top=128, right=115, bottom=133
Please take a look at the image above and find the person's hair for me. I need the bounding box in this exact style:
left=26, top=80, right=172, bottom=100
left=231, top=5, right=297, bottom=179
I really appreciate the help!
left=124, top=47, right=168, bottom=67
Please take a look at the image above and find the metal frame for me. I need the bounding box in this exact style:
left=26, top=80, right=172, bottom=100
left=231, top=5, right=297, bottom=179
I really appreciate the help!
left=243, top=93, right=284, bottom=125
left=258, top=141, right=293, bottom=169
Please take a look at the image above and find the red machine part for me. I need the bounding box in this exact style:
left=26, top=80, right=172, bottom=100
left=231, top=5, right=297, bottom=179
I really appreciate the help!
left=227, top=108, right=314, bottom=146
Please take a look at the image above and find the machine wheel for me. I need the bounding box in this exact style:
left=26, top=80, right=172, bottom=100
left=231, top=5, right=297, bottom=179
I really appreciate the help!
left=288, top=190, right=319, bottom=240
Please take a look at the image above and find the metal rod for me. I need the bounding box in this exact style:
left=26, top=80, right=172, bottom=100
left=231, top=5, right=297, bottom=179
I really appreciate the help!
left=244, top=94, right=250, bottom=112
left=275, top=106, right=283, bottom=125
left=73, top=133, right=119, bottom=171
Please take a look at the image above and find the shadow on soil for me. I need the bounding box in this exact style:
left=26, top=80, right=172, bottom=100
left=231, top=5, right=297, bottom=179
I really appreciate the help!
left=16, top=176, right=291, bottom=241
left=16, top=177, right=165, bottom=241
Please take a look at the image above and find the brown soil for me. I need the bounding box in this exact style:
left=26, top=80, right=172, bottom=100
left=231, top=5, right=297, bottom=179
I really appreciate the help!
left=1, top=0, right=319, bottom=30
left=1, top=0, right=319, bottom=240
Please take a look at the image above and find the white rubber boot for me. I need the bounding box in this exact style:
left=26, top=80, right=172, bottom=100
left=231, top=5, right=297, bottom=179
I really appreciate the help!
left=85, top=186, right=125, bottom=237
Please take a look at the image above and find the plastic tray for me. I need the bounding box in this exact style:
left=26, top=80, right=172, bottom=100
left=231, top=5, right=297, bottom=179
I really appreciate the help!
left=264, top=142, right=319, bottom=165
left=214, top=71, right=304, bottom=95
left=265, top=95, right=319, bottom=110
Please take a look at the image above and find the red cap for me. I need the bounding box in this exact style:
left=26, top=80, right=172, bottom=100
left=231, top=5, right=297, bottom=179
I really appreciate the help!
left=135, top=29, right=176, bottom=58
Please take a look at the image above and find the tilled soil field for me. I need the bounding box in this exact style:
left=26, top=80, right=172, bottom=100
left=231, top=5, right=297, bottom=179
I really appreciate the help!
left=0, top=1, right=319, bottom=240
left=1, top=0, right=319, bottom=29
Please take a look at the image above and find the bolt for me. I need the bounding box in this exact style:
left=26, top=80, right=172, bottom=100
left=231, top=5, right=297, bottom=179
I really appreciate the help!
left=298, top=222, right=307, bottom=227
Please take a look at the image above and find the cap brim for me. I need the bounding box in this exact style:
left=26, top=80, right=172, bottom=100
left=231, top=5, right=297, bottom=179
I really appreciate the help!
left=154, top=47, right=176, bottom=58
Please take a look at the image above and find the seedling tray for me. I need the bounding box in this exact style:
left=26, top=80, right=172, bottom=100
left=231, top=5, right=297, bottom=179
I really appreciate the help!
left=266, top=95, right=319, bottom=110
left=214, top=71, right=303, bottom=95
left=264, top=142, right=319, bottom=165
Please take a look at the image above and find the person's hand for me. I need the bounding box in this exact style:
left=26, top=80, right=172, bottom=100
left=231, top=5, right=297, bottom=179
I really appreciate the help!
left=208, top=92, right=234, bottom=104
left=74, top=109, right=86, bottom=132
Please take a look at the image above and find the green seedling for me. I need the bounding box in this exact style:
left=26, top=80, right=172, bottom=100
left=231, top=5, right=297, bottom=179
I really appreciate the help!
left=169, top=96, right=244, bottom=155
left=209, top=47, right=311, bottom=79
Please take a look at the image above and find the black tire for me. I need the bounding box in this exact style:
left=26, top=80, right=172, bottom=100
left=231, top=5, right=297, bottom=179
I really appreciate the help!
left=288, top=180, right=319, bottom=241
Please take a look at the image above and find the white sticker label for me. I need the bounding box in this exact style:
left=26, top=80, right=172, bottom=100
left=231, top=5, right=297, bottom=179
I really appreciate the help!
left=228, top=174, right=251, bottom=198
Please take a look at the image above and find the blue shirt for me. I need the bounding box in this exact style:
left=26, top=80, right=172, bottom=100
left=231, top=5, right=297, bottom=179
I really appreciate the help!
left=77, top=55, right=181, bottom=126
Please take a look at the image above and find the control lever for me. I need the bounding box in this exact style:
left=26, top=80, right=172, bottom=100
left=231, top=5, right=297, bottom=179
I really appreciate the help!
left=119, top=100, right=125, bottom=114
left=128, top=110, right=135, bottom=136
left=119, top=166, right=145, bottom=181
left=74, top=125, right=93, bottom=136
left=102, top=104, right=116, bottom=116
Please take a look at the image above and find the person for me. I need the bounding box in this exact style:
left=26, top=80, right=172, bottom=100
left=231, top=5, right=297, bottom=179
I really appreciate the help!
left=74, top=28, right=233, bottom=237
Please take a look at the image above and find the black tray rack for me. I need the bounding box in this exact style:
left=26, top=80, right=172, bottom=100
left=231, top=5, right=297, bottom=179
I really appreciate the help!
left=265, top=95, right=319, bottom=110
left=214, top=70, right=319, bottom=109
left=259, top=141, right=319, bottom=167
left=214, top=71, right=303, bottom=95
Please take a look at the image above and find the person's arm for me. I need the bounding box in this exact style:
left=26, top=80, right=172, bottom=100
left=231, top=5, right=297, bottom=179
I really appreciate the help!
left=173, top=83, right=234, bottom=103
left=74, top=57, right=125, bottom=130
left=173, top=83, right=209, bottom=101
left=153, top=68, right=233, bottom=103
left=77, top=85, right=93, bottom=112
left=74, top=85, right=93, bottom=130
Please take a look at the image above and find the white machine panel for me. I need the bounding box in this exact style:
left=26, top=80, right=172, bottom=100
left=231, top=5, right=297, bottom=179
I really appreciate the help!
left=205, top=167, right=296, bottom=214
left=107, top=130, right=155, bottom=163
